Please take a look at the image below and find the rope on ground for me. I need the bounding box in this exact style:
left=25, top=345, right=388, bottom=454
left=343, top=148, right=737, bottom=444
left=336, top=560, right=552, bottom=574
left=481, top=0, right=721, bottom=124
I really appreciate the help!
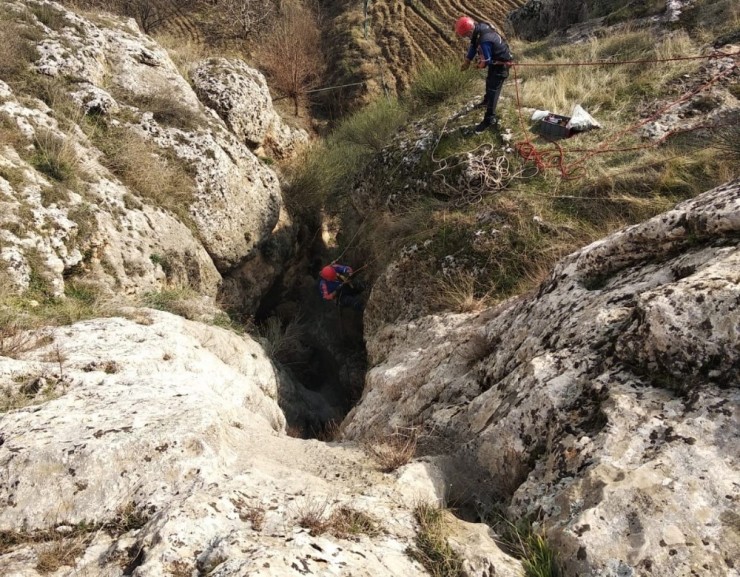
left=429, top=116, right=533, bottom=207
left=509, top=50, right=739, bottom=179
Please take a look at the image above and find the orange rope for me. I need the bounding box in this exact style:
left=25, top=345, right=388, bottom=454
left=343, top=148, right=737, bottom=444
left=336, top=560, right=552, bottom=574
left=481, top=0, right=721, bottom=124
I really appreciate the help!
left=509, top=51, right=738, bottom=178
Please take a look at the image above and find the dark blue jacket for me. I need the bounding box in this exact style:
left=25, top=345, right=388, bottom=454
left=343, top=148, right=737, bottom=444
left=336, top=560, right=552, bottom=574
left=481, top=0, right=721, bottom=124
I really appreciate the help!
left=466, top=22, right=513, bottom=67
left=319, top=264, right=353, bottom=301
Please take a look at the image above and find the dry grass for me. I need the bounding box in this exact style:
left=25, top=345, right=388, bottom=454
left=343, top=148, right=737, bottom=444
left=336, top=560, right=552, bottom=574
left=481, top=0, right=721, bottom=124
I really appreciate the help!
left=32, top=128, right=80, bottom=183
left=324, top=506, right=379, bottom=539
left=0, top=312, right=42, bottom=359
left=513, top=28, right=702, bottom=116
left=407, top=503, right=464, bottom=577
left=0, top=20, right=37, bottom=85
left=35, top=535, right=89, bottom=574
left=0, top=372, right=66, bottom=413
left=433, top=271, right=493, bottom=313
left=256, top=315, right=306, bottom=365
left=153, top=31, right=212, bottom=78
left=364, top=427, right=418, bottom=472
left=90, top=124, right=196, bottom=223
left=295, top=497, right=330, bottom=535
left=140, top=287, right=202, bottom=319
left=294, top=499, right=379, bottom=539
left=0, top=502, right=149, bottom=573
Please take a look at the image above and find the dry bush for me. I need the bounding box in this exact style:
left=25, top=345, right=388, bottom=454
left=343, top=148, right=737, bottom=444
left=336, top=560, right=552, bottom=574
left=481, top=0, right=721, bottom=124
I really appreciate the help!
left=255, top=3, right=325, bottom=115
left=433, top=271, right=493, bottom=313
left=364, top=428, right=418, bottom=472
left=325, top=506, right=379, bottom=539
left=240, top=506, right=265, bottom=531
left=215, top=0, right=276, bottom=39
left=295, top=497, right=330, bottom=535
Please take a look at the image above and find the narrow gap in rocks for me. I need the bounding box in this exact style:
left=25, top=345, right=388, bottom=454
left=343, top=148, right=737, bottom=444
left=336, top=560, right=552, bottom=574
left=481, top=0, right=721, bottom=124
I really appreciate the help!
left=251, top=234, right=368, bottom=440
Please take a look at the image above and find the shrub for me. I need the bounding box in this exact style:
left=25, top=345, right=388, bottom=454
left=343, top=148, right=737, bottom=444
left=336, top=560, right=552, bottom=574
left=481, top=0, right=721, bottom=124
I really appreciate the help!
left=332, top=98, right=408, bottom=152
left=255, top=2, right=325, bottom=115
left=364, top=427, right=417, bottom=472
left=409, top=63, right=471, bottom=109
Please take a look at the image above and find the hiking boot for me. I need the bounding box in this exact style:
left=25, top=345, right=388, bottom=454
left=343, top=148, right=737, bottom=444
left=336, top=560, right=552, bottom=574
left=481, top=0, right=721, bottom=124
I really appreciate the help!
left=474, top=116, right=496, bottom=133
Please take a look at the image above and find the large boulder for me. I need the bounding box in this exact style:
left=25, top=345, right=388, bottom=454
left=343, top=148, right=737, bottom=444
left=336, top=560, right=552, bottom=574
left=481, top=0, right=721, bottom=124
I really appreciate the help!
left=192, top=58, right=309, bottom=159
left=344, top=179, right=740, bottom=577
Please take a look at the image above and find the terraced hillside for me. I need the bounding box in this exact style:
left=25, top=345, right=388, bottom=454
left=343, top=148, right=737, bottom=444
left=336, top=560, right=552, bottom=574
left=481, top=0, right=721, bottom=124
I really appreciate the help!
left=368, top=0, right=525, bottom=91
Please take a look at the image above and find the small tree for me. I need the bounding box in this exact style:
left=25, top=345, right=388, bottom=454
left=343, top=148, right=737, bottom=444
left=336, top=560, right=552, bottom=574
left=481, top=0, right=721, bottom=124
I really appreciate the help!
left=256, top=3, right=325, bottom=116
left=120, top=0, right=168, bottom=34
left=219, top=0, right=275, bottom=38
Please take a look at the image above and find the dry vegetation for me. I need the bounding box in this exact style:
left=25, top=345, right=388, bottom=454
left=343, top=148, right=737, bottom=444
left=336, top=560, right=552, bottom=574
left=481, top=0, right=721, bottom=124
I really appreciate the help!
left=0, top=502, right=149, bottom=574
left=291, top=20, right=739, bottom=315
left=364, top=427, right=418, bottom=472
left=294, top=498, right=380, bottom=539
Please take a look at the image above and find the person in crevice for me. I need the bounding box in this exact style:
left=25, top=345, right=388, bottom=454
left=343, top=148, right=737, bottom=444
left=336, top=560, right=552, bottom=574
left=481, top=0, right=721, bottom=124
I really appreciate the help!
left=455, top=16, right=514, bottom=133
left=318, top=264, right=364, bottom=312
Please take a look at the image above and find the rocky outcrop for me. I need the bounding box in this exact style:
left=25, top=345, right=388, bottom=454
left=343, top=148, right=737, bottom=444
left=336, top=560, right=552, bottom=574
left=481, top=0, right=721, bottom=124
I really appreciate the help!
left=0, top=80, right=221, bottom=298
left=192, top=58, right=309, bottom=159
left=344, top=180, right=740, bottom=576
left=0, top=0, right=290, bottom=301
left=0, top=310, right=523, bottom=577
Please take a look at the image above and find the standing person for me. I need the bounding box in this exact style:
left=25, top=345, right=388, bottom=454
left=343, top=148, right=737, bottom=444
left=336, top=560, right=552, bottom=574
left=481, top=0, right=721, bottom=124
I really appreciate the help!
left=455, top=16, right=514, bottom=133
left=318, top=263, right=364, bottom=312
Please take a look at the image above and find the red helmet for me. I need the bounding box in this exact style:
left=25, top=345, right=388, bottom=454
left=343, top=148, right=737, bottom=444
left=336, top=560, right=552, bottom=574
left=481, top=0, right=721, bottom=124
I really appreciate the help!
left=455, top=16, right=475, bottom=37
left=320, top=265, right=337, bottom=281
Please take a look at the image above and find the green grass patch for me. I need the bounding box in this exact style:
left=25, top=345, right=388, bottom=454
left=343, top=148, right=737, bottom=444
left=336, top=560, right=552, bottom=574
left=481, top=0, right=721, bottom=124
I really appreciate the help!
left=485, top=515, right=562, bottom=577
left=141, top=287, right=200, bottom=318
left=407, top=504, right=465, bottom=577
left=409, top=63, right=472, bottom=109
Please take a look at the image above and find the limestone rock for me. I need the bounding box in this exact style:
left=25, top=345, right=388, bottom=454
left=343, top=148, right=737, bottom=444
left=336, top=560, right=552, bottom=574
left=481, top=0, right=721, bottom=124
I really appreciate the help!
left=192, top=58, right=308, bottom=159
left=1, top=0, right=292, bottom=295
left=344, top=180, right=740, bottom=576
left=0, top=86, right=220, bottom=298
left=0, top=311, right=523, bottom=577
